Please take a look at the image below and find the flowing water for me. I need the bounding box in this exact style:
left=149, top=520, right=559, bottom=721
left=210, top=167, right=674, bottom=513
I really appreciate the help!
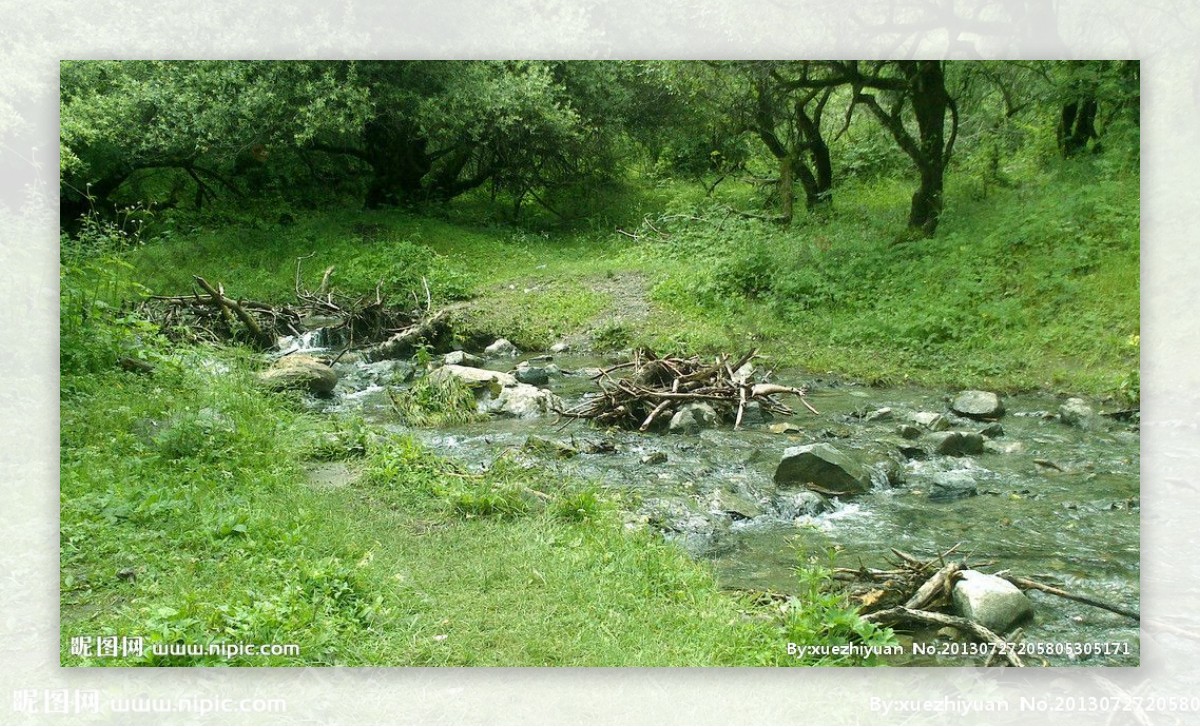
left=318, top=350, right=1140, bottom=666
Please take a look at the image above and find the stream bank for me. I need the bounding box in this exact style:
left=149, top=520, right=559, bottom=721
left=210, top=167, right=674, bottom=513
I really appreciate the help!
left=290, top=334, right=1140, bottom=667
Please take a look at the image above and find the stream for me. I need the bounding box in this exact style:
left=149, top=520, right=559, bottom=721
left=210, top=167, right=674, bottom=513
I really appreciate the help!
left=304, top=345, right=1140, bottom=666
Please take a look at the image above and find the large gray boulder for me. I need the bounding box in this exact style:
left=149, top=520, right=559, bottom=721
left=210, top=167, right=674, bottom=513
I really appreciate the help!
left=928, top=431, right=985, bottom=456
left=952, top=570, right=1034, bottom=633
left=259, top=355, right=338, bottom=395
left=774, top=443, right=874, bottom=496
left=669, top=402, right=719, bottom=434
left=428, top=364, right=517, bottom=396
left=1059, top=397, right=1097, bottom=429
left=486, top=383, right=561, bottom=418
left=952, top=390, right=1006, bottom=420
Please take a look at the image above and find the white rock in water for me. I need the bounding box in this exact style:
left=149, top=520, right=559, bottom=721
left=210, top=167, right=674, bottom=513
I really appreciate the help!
left=668, top=402, right=718, bottom=434
left=443, top=350, right=484, bottom=367
left=911, top=411, right=951, bottom=431
left=484, top=338, right=518, bottom=357
left=1059, top=397, right=1097, bottom=429
left=952, top=390, right=1005, bottom=420
left=951, top=570, right=1033, bottom=633
left=487, top=383, right=561, bottom=418
left=428, top=365, right=517, bottom=395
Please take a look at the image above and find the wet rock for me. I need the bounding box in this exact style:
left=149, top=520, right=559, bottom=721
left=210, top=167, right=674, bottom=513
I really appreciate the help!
left=641, top=451, right=668, bottom=466
left=928, top=431, right=985, bottom=457
left=818, top=426, right=853, bottom=439
left=443, top=350, right=484, bottom=367
left=773, top=490, right=832, bottom=519
left=896, top=424, right=924, bottom=440
left=774, top=443, right=874, bottom=496
left=768, top=422, right=803, bottom=434
left=550, top=341, right=571, bottom=354
left=643, top=497, right=717, bottom=536
left=951, top=570, right=1034, bottom=633
left=429, top=365, right=517, bottom=395
left=486, top=384, right=561, bottom=418
left=259, top=355, right=338, bottom=395
left=712, top=489, right=763, bottom=520
left=484, top=338, right=518, bottom=358
left=514, top=361, right=560, bottom=386
left=952, top=390, right=1005, bottom=421
left=1033, top=458, right=1065, bottom=472
left=335, top=359, right=414, bottom=390
left=523, top=435, right=578, bottom=459
left=669, top=402, right=719, bottom=434
left=986, top=440, right=1024, bottom=455
left=1059, top=397, right=1098, bottom=429
left=738, top=401, right=772, bottom=426
left=979, top=422, right=1005, bottom=438
left=928, top=471, right=978, bottom=501
left=578, top=439, right=618, bottom=455
left=864, top=407, right=894, bottom=422
left=910, top=411, right=951, bottom=432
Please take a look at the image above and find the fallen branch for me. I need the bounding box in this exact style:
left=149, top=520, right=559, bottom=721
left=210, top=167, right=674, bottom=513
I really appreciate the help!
left=865, top=606, right=1024, bottom=667
left=1000, top=574, right=1140, bottom=622
left=560, top=349, right=818, bottom=430
left=904, top=562, right=963, bottom=611
left=360, top=309, right=451, bottom=362
left=194, top=276, right=274, bottom=349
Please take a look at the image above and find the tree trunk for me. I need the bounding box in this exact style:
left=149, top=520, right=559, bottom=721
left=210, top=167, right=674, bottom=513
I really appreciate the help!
left=1059, top=97, right=1098, bottom=157
left=363, top=121, right=431, bottom=208
left=777, top=155, right=795, bottom=225
left=904, top=61, right=951, bottom=236
left=794, top=107, right=833, bottom=210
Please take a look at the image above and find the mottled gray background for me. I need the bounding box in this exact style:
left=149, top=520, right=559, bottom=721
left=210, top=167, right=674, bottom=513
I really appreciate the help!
left=1, top=0, right=1194, bottom=723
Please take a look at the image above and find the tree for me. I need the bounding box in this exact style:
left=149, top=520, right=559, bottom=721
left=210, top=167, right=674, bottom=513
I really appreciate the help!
left=743, top=62, right=836, bottom=223
left=838, top=61, right=959, bottom=237
left=59, top=61, right=371, bottom=224
left=1054, top=60, right=1139, bottom=158
left=60, top=60, right=648, bottom=222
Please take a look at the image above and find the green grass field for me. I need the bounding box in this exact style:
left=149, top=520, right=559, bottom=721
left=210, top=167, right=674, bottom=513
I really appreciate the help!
left=60, top=157, right=1136, bottom=666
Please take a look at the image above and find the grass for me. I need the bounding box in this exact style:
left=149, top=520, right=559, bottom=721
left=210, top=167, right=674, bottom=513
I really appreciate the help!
left=60, top=340, right=891, bottom=666
left=62, top=156, right=1135, bottom=667
left=121, top=157, right=1138, bottom=400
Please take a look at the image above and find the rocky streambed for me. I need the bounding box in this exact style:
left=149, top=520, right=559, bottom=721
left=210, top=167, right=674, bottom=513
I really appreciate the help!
left=285, top=339, right=1139, bottom=666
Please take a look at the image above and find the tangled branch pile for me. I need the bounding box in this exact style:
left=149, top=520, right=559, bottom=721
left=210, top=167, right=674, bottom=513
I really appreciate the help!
left=559, top=348, right=818, bottom=431
left=834, top=545, right=1140, bottom=667
left=138, top=270, right=438, bottom=356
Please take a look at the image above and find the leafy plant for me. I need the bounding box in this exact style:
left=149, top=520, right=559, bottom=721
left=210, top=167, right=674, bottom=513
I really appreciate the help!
left=387, top=374, right=484, bottom=427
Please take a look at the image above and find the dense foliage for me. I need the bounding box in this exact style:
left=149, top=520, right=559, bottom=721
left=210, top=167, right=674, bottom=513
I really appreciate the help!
left=61, top=60, right=1138, bottom=236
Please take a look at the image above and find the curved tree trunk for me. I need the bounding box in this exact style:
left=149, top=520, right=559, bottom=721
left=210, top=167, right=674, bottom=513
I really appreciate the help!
left=905, top=61, right=950, bottom=236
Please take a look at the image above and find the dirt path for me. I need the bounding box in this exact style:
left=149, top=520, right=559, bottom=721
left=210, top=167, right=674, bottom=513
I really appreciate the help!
left=588, top=271, right=653, bottom=325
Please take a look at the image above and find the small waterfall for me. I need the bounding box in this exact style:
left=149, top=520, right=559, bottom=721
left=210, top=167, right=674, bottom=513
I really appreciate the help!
left=277, top=328, right=329, bottom=356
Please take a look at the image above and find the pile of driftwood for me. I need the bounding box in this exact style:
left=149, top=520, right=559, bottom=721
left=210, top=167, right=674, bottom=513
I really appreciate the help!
left=558, top=348, right=819, bottom=431
left=836, top=545, right=1140, bottom=667
left=138, top=265, right=450, bottom=360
